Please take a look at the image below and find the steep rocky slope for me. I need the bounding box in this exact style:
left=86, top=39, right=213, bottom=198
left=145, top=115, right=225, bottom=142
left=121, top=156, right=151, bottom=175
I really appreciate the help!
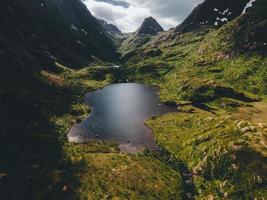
left=0, top=0, right=119, bottom=169
left=119, top=17, right=164, bottom=55
left=0, top=0, right=118, bottom=199
left=0, top=0, right=118, bottom=71
left=98, top=19, right=122, bottom=35
left=197, top=0, right=267, bottom=56
left=0, top=0, right=119, bottom=146
left=176, top=0, right=250, bottom=32
left=147, top=0, right=253, bottom=43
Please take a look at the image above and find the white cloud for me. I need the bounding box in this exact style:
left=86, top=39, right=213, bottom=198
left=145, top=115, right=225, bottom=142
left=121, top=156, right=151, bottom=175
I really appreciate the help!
left=84, top=0, right=203, bottom=32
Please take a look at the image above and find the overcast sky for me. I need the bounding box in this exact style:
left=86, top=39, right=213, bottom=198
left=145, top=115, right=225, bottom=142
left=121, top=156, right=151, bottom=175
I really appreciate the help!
left=84, top=0, right=203, bottom=33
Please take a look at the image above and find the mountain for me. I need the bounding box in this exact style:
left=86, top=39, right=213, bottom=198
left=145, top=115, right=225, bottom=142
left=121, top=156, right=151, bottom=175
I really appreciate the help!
left=119, top=17, right=164, bottom=54
left=0, top=0, right=119, bottom=127
left=223, top=0, right=267, bottom=54
left=0, top=1, right=119, bottom=198
left=0, top=0, right=121, bottom=199
left=0, top=0, right=118, bottom=71
left=98, top=19, right=122, bottom=35
left=196, top=0, right=267, bottom=57
left=137, top=17, right=164, bottom=36
left=176, top=0, right=250, bottom=32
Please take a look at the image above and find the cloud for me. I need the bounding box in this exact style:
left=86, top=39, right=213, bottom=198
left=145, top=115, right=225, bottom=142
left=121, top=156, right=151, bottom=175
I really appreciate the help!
left=84, top=0, right=203, bottom=32
left=95, top=0, right=130, bottom=8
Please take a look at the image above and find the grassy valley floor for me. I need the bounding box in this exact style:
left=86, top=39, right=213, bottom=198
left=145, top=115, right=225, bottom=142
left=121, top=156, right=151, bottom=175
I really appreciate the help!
left=54, top=65, right=186, bottom=199
left=54, top=52, right=267, bottom=199
left=0, top=62, right=186, bottom=199
left=121, top=14, right=267, bottom=198
left=147, top=104, right=267, bottom=199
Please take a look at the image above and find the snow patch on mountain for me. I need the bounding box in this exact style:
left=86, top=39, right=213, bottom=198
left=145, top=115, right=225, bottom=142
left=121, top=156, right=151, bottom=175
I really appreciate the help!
left=242, top=0, right=256, bottom=14
left=214, top=8, right=231, bottom=16
left=216, top=17, right=228, bottom=23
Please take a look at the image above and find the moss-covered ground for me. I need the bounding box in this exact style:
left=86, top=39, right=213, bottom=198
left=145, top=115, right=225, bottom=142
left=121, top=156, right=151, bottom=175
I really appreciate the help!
left=122, top=11, right=267, bottom=199
left=147, top=108, right=267, bottom=199
left=0, top=62, right=185, bottom=199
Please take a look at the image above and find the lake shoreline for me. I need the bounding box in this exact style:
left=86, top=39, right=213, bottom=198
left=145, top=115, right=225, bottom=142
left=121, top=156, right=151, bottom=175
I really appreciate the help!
left=67, top=82, right=178, bottom=153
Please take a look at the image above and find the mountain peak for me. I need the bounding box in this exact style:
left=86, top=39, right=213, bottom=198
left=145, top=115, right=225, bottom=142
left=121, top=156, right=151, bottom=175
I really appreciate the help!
left=137, top=16, right=164, bottom=36
left=145, top=16, right=157, bottom=21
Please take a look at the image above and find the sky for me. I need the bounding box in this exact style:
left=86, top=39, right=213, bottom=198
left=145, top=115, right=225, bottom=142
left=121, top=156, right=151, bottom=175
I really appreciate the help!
left=84, top=0, right=203, bottom=33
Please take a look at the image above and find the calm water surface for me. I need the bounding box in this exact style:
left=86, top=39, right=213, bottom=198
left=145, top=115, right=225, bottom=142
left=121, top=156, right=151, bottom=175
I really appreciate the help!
left=68, top=83, right=177, bottom=152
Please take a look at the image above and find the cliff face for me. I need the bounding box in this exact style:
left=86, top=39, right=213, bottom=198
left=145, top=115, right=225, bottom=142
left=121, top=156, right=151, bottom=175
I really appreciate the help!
left=0, top=0, right=118, bottom=72
left=229, top=0, right=267, bottom=54
left=98, top=19, right=122, bottom=35
left=176, top=0, right=250, bottom=32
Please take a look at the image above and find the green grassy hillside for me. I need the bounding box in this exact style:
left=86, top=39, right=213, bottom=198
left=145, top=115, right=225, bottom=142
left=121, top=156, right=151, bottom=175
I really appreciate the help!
left=122, top=0, right=267, bottom=198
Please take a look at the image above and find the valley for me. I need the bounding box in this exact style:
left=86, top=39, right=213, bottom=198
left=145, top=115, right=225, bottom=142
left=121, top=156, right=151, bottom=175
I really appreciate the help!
left=0, top=0, right=267, bottom=199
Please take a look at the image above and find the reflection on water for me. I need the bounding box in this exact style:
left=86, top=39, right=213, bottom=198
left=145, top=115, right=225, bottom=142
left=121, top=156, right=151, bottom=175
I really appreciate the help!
left=68, top=83, right=177, bottom=152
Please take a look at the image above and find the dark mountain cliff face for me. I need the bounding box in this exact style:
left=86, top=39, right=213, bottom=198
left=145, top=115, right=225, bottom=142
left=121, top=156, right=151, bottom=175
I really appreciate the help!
left=196, top=0, right=267, bottom=56
left=0, top=0, right=118, bottom=72
left=0, top=0, right=119, bottom=128
left=176, top=0, right=250, bottom=32
left=137, top=17, right=164, bottom=36
left=230, top=0, right=267, bottom=54
left=0, top=2, right=119, bottom=195
left=0, top=1, right=120, bottom=198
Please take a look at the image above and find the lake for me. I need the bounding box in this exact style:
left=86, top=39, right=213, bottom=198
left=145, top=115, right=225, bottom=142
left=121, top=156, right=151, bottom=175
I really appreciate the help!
left=68, top=83, right=177, bottom=152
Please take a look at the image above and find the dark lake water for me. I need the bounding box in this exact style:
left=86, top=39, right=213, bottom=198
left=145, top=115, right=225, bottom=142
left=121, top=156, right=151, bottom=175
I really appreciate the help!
left=68, top=83, right=177, bottom=152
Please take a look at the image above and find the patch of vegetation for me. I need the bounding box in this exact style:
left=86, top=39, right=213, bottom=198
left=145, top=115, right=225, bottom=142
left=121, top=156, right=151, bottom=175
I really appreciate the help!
left=119, top=33, right=152, bottom=56
left=147, top=112, right=267, bottom=199
left=72, top=152, right=183, bottom=200
left=121, top=3, right=267, bottom=199
left=0, top=61, right=185, bottom=199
